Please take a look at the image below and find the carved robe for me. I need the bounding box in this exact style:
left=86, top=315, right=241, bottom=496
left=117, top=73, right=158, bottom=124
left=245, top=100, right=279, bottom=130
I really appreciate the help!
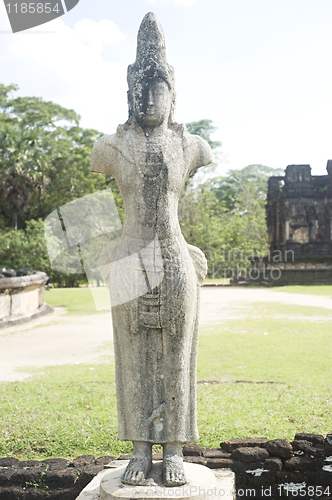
left=91, top=124, right=209, bottom=443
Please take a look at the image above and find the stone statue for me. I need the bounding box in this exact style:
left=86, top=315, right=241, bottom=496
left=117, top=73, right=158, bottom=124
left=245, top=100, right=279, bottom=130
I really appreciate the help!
left=90, top=12, right=212, bottom=487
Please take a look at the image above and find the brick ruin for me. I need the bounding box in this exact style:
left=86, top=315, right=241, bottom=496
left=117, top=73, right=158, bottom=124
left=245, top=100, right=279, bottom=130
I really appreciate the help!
left=267, top=162, right=332, bottom=256
left=1, top=433, right=331, bottom=499
left=251, top=161, right=332, bottom=285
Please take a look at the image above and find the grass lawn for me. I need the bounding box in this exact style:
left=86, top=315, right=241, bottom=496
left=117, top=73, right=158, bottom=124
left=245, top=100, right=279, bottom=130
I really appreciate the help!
left=273, top=285, right=332, bottom=296
left=0, top=296, right=331, bottom=460
left=45, top=287, right=109, bottom=315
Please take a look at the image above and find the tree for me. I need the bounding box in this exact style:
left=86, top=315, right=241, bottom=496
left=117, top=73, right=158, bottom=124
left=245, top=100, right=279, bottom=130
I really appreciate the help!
left=185, top=119, right=222, bottom=184
left=179, top=161, right=284, bottom=278
left=0, top=84, right=105, bottom=229
left=185, top=119, right=222, bottom=150
left=0, top=122, right=48, bottom=229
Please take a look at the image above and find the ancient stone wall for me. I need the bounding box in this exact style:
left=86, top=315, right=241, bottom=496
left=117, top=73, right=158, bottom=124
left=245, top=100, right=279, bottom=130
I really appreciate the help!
left=1, top=433, right=331, bottom=499
left=245, top=162, right=332, bottom=285
left=0, top=272, right=50, bottom=327
left=267, top=162, right=332, bottom=257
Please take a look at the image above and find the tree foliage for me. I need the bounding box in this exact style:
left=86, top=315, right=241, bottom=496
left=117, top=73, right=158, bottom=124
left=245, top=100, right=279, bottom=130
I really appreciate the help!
left=179, top=164, right=283, bottom=278
left=0, top=84, right=105, bottom=230
left=185, top=119, right=222, bottom=150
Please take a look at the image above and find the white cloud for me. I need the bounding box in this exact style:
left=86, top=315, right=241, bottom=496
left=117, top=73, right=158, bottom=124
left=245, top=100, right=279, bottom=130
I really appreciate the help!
left=74, top=18, right=125, bottom=45
left=1, top=9, right=128, bottom=133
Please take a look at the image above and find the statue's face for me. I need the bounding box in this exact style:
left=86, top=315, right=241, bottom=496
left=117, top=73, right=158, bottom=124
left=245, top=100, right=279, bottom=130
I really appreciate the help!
left=132, top=77, right=172, bottom=127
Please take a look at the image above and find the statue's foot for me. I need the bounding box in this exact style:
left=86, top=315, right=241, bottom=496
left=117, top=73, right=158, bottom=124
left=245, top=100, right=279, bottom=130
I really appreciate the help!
left=121, top=441, right=152, bottom=486
left=163, top=444, right=186, bottom=487
left=121, top=456, right=151, bottom=485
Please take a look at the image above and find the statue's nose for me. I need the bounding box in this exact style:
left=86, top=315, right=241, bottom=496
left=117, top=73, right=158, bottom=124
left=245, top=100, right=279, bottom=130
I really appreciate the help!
left=147, top=89, right=154, bottom=106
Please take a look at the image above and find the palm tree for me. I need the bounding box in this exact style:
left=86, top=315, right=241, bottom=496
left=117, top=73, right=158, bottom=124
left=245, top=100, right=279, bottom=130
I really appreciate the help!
left=0, top=122, right=48, bottom=229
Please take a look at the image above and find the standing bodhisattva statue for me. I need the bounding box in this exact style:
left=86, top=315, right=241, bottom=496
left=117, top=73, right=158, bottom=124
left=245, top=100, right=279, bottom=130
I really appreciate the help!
left=90, top=13, right=212, bottom=487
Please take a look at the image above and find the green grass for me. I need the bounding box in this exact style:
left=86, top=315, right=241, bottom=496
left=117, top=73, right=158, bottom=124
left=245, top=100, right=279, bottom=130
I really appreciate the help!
left=0, top=300, right=331, bottom=460
left=274, top=285, right=332, bottom=296
left=45, top=287, right=109, bottom=315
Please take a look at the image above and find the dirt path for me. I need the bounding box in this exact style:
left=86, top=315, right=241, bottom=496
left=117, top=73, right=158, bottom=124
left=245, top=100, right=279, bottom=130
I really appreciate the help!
left=199, top=287, right=332, bottom=324
left=1, top=287, right=331, bottom=382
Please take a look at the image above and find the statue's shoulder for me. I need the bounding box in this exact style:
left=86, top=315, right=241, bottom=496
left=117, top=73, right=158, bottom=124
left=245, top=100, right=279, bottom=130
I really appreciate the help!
left=185, top=131, right=213, bottom=172
left=90, top=133, right=120, bottom=176
left=169, top=125, right=213, bottom=171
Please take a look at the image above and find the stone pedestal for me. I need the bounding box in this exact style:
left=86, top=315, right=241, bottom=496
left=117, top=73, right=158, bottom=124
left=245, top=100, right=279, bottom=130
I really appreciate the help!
left=76, top=462, right=235, bottom=500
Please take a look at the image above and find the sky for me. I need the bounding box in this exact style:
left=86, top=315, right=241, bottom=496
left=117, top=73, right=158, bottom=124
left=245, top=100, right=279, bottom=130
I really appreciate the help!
left=1, top=0, right=332, bottom=176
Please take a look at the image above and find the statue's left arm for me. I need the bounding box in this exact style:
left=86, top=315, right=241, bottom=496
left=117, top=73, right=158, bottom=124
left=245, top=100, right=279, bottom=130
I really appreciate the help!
left=90, top=134, right=117, bottom=177
left=188, top=135, right=213, bottom=173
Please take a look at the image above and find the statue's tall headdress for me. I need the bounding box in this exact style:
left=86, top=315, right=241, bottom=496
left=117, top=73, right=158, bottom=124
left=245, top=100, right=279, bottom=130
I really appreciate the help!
left=126, top=12, right=176, bottom=125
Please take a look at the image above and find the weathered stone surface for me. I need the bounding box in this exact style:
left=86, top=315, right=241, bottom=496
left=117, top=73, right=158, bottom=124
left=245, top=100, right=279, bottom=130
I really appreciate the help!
left=99, top=463, right=221, bottom=498
left=0, top=486, right=24, bottom=499
left=308, top=470, right=332, bottom=487
left=203, top=449, right=231, bottom=458
left=284, top=456, right=317, bottom=471
left=183, top=456, right=206, bottom=465
left=265, top=458, right=283, bottom=472
left=0, top=273, right=48, bottom=324
left=266, top=439, right=293, bottom=458
left=277, top=470, right=306, bottom=484
left=182, top=443, right=203, bottom=456
left=11, top=466, right=46, bottom=486
left=294, top=432, right=324, bottom=446
left=72, top=455, right=95, bottom=472
left=0, top=467, right=14, bottom=486
left=3, top=269, right=16, bottom=277
left=305, top=445, right=325, bottom=459
left=94, top=456, right=113, bottom=466
left=24, top=490, right=52, bottom=500
left=235, top=460, right=268, bottom=474
left=237, top=474, right=279, bottom=492
left=205, top=458, right=237, bottom=470
left=117, top=455, right=131, bottom=461
left=220, top=437, right=268, bottom=452
left=231, top=446, right=269, bottom=462
left=90, top=11, right=212, bottom=487
left=44, top=468, right=79, bottom=487
left=266, top=165, right=332, bottom=258
left=42, top=458, right=71, bottom=470
left=0, top=457, right=19, bottom=467
left=322, top=445, right=332, bottom=456
left=17, top=460, right=42, bottom=468
left=77, top=464, right=105, bottom=489
left=238, top=473, right=278, bottom=490
left=25, top=487, right=80, bottom=500
left=291, top=439, right=313, bottom=452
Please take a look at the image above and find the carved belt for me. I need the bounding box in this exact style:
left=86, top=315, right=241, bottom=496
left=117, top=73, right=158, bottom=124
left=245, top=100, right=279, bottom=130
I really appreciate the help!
left=138, top=293, right=166, bottom=328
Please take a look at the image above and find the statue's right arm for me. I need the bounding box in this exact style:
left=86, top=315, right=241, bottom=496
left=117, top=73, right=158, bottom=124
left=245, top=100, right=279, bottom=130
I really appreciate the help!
left=90, top=134, right=117, bottom=177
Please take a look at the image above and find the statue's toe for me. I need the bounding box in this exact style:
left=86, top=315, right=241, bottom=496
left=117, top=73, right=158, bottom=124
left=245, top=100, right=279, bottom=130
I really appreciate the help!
left=121, top=457, right=150, bottom=485
left=163, top=456, right=186, bottom=486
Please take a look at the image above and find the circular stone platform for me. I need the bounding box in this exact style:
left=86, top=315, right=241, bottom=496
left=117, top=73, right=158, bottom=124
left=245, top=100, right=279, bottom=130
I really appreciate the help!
left=100, top=462, right=218, bottom=500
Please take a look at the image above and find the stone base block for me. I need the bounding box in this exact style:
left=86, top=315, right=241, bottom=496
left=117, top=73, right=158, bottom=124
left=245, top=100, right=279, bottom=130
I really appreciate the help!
left=76, top=462, right=235, bottom=500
